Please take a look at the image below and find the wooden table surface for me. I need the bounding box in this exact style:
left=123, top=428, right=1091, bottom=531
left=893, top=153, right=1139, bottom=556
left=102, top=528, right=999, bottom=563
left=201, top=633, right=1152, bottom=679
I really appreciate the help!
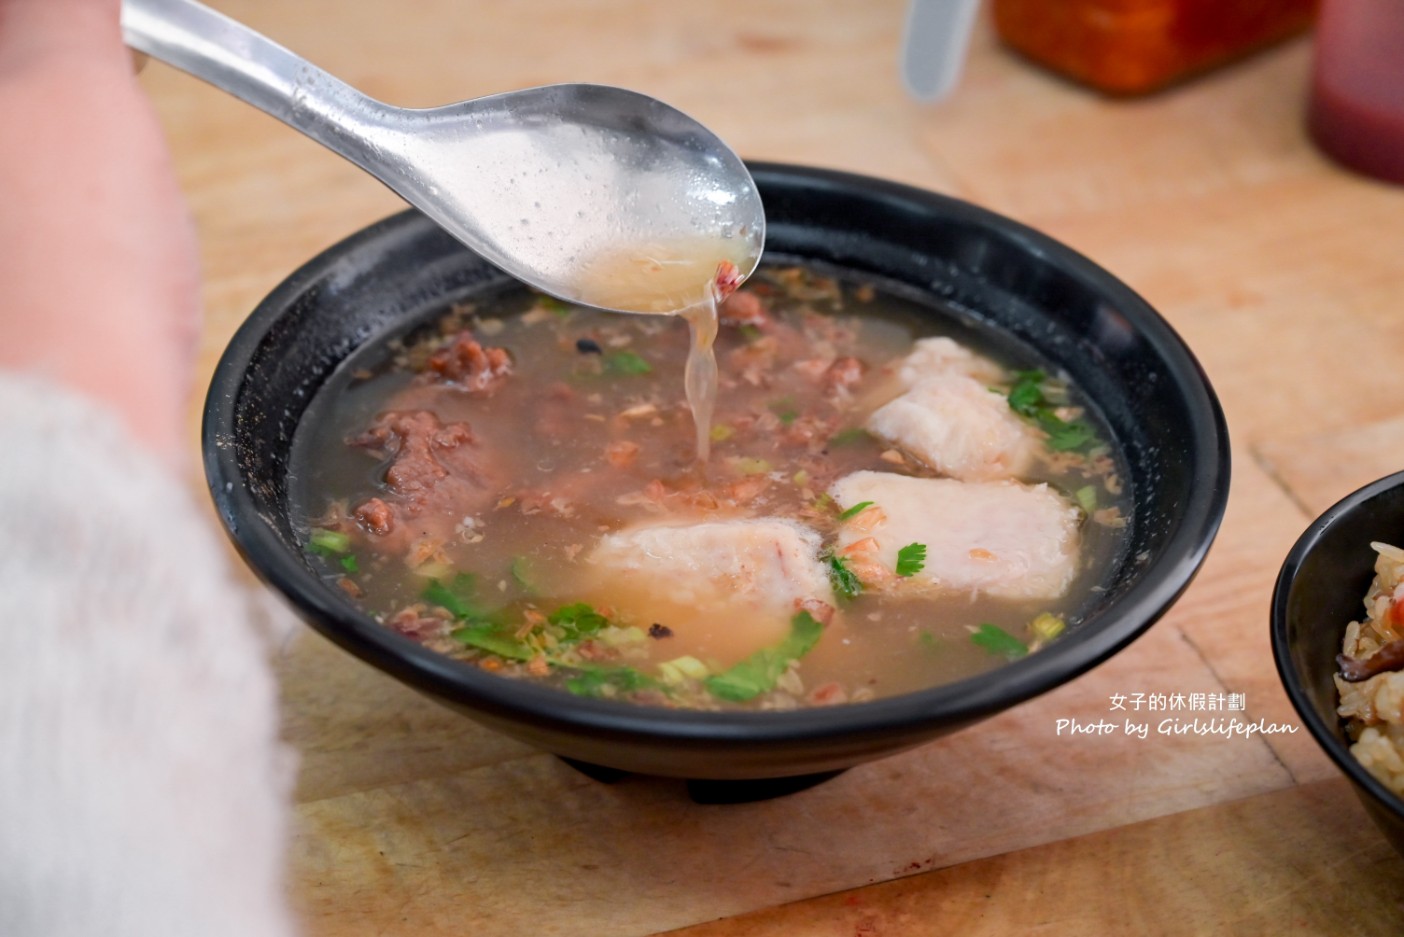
left=146, top=2, right=1404, bottom=933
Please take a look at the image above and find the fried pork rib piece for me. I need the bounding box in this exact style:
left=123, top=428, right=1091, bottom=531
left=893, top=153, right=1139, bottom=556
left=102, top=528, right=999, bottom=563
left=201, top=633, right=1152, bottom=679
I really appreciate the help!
left=894, top=336, right=1007, bottom=387
left=829, top=470, right=1081, bottom=602
left=866, top=374, right=1038, bottom=481
left=865, top=337, right=1037, bottom=481
left=584, top=518, right=832, bottom=665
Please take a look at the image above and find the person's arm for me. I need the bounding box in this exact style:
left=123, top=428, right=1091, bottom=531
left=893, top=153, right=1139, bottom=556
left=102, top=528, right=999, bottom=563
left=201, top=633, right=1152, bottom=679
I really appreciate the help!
left=0, top=374, right=298, bottom=937
left=0, top=2, right=297, bottom=933
left=0, top=0, right=199, bottom=469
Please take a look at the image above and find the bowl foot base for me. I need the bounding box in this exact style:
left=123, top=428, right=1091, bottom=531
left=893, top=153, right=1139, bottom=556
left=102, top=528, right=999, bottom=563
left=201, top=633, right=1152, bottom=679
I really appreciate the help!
left=684, top=771, right=846, bottom=804
left=557, top=756, right=633, bottom=784
left=557, top=756, right=846, bottom=803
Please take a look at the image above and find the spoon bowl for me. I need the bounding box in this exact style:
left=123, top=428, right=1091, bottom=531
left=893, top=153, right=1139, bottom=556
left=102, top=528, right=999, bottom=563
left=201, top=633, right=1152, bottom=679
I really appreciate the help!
left=122, top=0, right=764, bottom=314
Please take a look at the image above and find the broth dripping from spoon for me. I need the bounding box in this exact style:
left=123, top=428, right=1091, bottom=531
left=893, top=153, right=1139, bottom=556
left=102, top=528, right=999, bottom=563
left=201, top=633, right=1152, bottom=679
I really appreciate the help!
left=567, top=242, right=751, bottom=462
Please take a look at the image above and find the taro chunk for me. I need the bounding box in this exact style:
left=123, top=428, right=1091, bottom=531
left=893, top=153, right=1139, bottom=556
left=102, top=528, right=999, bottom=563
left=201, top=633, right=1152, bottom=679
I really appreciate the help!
left=865, top=374, right=1038, bottom=481
left=830, top=470, right=1081, bottom=602
left=584, top=518, right=831, bottom=665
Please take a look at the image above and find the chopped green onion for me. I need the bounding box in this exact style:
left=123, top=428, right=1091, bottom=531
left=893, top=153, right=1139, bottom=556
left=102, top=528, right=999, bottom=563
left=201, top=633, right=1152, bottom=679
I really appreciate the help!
left=597, top=625, right=647, bottom=648
left=733, top=456, right=772, bottom=475
left=838, top=500, right=875, bottom=521
left=658, top=655, right=710, bottom=685
left=339, top=554, right=359, bottom=574
left=307, top=528, right=352, bottom=556
left=1030, top=612, right=1066, bottom=643
left=410, top=559, right=454, bottom=580
left=1075, top=485, right=1098, bottom=514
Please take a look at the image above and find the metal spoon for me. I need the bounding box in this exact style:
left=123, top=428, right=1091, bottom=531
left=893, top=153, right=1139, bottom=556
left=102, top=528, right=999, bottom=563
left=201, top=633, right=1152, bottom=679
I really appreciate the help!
left=122, top=0, right=765, bottom=314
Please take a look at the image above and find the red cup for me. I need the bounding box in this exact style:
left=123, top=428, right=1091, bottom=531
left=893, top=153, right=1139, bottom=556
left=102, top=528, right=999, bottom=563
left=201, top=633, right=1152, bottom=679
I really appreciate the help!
left=1309, top=0, right=1404, bottom=184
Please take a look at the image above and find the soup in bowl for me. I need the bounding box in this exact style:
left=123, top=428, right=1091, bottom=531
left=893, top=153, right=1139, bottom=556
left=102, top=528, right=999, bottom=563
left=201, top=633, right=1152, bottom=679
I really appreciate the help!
left=205, top=164, right=1229, bottom=780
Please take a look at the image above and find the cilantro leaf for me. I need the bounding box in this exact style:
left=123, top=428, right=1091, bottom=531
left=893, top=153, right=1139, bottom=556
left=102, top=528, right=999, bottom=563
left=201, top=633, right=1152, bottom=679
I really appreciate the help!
left=828, top=427, right=870, bottom=447
left=704, top=611, right=824, bottom=702
left=422, top=574, right=487, bottom=620
left=604, top=350, right=652, bottom=375
left=918, top=631, right=944, bottom=652
left=539, top=295, right=572, bottom=317
left=970, top=623, right=1029, bottom=660
left=838, top=500, right=875, bottom=521
left=826, top=554, right=863, bottom=599
left=1006, top=370, right=1047, bottom=416
left=510, top=556, right=536, bottom=594
left=1045, top=419, right=1096, bottom=452
left=564, top=665, right=658, bottom=698
left=548, top=602, right=609, bottom=641
left=339, top=554, right=359, bottom=574
left=895, top=542, right=926, bottom=577
left=451, top=623, right=535, bottom=661
left=1005, top=369, right=1100, bottom=453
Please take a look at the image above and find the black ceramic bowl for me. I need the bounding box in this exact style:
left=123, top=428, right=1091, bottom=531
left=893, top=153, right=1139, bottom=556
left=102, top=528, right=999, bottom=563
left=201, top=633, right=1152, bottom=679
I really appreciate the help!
left=1272, top=472, right=1404, bottom=855
left=205, top=163, right=1230, bottom=782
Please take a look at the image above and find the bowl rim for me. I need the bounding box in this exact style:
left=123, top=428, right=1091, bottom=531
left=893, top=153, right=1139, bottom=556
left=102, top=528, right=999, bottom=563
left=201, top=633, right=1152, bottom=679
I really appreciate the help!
left=1270, top=469, right=1404, bottom=818
left=204, top=161, right=1232, bottom=750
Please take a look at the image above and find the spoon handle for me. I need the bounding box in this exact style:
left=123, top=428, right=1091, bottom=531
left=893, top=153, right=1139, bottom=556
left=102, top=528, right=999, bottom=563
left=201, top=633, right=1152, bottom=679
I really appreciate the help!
left=122, top=0, right=390, bottom=163
left=900, top=0, right=981, bottom=102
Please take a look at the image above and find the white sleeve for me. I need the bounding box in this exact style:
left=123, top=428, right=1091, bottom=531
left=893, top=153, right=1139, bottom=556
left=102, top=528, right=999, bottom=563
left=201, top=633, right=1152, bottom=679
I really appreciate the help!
left=0, top=373, right=297, bottom=937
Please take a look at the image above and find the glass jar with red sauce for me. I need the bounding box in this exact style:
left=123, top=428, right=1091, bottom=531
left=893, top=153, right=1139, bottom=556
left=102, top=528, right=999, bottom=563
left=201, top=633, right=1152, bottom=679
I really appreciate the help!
left=992, top=0, right=1319, bottom=95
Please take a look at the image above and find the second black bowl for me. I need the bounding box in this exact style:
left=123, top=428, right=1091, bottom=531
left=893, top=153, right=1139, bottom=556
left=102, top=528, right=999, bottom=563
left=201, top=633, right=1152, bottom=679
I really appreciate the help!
left=1272, top=471, right=1404, bottom=855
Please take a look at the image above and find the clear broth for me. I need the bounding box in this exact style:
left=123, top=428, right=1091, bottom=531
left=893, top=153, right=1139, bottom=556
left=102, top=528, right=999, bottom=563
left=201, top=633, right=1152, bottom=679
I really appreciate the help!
left=290, top=264, right=1132, bottom=709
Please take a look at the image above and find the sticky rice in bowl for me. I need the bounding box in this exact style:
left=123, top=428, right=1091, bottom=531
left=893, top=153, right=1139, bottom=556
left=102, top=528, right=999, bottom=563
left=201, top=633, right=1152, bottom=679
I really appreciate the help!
left=1273, top=471, right=1404, bottom=855
left=1335, top=541, right=1404, bottom=796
